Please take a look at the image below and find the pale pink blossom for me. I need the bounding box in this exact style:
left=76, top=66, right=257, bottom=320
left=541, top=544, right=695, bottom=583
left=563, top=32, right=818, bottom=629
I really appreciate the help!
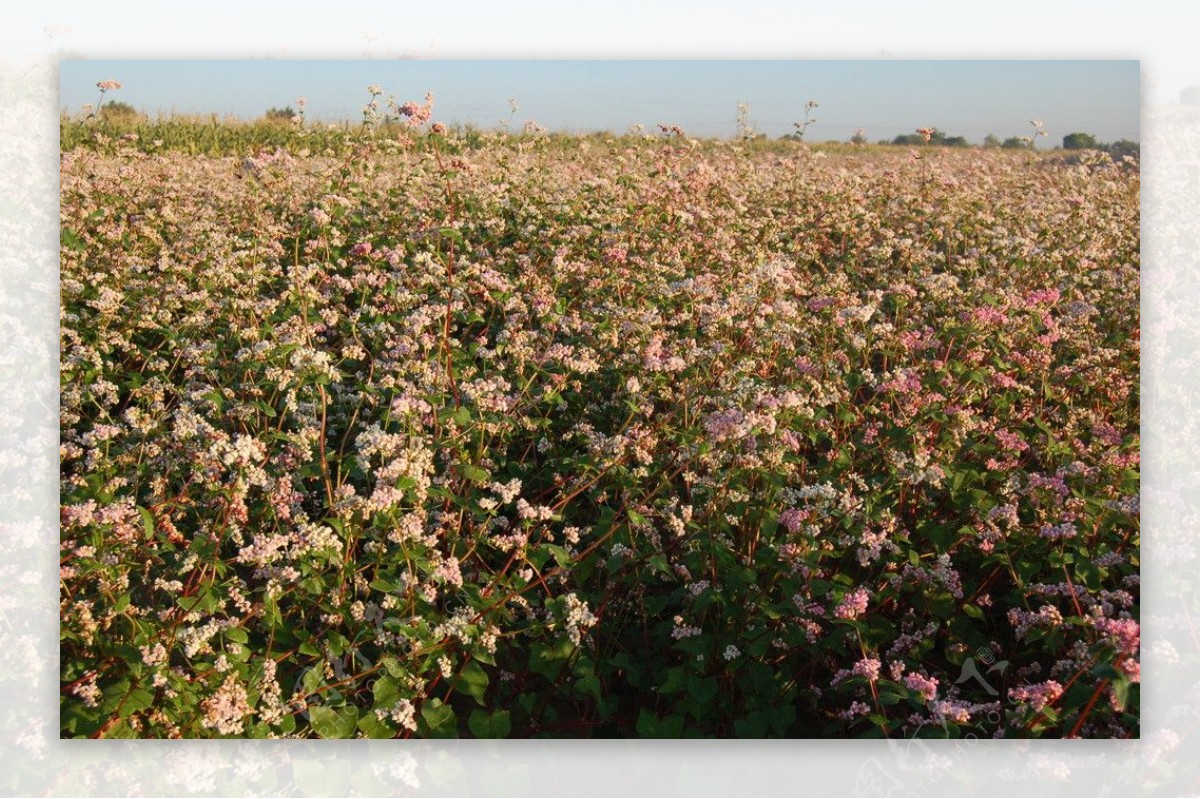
left=905, top=672, right=939, bottom=702
left=835, top=588, right=870, bottom=620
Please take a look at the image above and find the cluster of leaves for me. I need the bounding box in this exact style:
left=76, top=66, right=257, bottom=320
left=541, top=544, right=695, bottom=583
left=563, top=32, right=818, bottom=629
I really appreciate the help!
left=60, top=118, right=1138, bottom=739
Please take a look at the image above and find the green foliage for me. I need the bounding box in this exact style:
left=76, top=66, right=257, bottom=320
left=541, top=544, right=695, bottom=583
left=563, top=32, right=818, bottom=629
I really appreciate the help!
left=262, top=106, right=299, bottom=123
left=891, top=128, right=970, bottom=147
left=99, top=101, right=141, bottom=122
left=1104, top=139, right=1140, bottom=160
left=1062, top=131, right=1098, bottom=150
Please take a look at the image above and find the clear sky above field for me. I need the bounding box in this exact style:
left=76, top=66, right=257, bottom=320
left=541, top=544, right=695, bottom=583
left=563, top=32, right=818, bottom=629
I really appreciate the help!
left=59, top=60, right=1140, bottom=146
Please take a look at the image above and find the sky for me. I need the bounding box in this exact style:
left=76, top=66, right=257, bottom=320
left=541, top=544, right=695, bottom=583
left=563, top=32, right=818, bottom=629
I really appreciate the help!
left=59, top=59, right=1141, bottom=146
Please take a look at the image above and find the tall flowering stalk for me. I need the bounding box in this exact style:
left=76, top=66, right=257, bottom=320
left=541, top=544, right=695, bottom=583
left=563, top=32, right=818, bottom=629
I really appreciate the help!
left=88, top=79, right=122, bottom=121
left=792, top=99, right=818, bottom=141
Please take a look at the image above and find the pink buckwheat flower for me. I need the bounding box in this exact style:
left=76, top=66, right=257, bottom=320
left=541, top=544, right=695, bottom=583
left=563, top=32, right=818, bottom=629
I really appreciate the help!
left=835, top=588, right=870, bottom=620
left=853, top=657, right=881, bottom=681
left=1094, top=617, right=1140, bottom=656
left=434, top=556, right=463, bottom=588
left=778, top=507, right=809, bottom=534
left=1008, top=680, right=1063, bottom=712
left=905, top=672, right=939, bottom=702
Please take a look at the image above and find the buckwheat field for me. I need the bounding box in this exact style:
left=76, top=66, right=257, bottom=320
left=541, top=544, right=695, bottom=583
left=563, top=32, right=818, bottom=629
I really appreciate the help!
left=60, top=102, right=1139, bottom=739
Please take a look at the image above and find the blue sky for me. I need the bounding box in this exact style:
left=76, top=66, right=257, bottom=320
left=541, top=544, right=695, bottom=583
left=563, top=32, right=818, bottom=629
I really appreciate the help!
left=59, top=60, right=1140, bottom=145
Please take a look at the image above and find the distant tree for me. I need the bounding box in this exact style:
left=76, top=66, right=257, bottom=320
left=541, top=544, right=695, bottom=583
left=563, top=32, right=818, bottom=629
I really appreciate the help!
left=983, top=134, right=1000, bottom=148
left=891, top=128, right=968, bottom=147
left=99, top=101, right=140, bottom=122
left=1001, top=136, right=1030, bottom=149
left=850, top=128, right=867, bottom=145
left=263, top=106, right=299, bottom=123
left=1062, top=132, right=1098, bottom=150
left=1105, top=139, right=1140, bottom=160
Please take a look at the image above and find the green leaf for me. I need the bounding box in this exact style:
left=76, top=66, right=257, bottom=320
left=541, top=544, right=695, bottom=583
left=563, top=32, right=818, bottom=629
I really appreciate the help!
left=201, top=390, right=225, bottom=411
left=766, top=704, right=796, bottom=734
left=119, top=685, right=154, bottom=718
left=1074, top=558, right=1102, bottom=589
left=645, top=554, right=672, bottom=577
left=61, top=228, right=87, bottom=252
left=609, top=652, right=639, bottom=683
left=263, top=595, right=281, bottom=628
left=747, top=635, right=772, bottom=658
left=100, top=679, right=132, bottom=715
left=686, top=675, right=717, bottom=706
left=962, top=603, right=984, bottom=620
left=372, top=674, right=401, bottom=707
left=309, top=705, right=359, bottom=739
left=660, top=667, right=687, bottom=695
left=357, top=712, right=395, bottom=739
left=453, top=660, right=490, bottom=706
left=574, top=673, right=603, bottom=703
left=733, top=710, right=769, bottom=738
left=438, top=227, right=466, bottom=247
left=1110, top=677, right=1132, bottom=712
left=301, top=667, right=324, bottom=694
left=61, top=700, right=101, bottom=738
left=449, top=461, right=484, bottom=485
left=547, top=544, right=574, bottom=569
left=468, top=708, right=511, bottom=738
left=137, top=506, right=156, bottom=540
left=529, top=638, right=575, bottom=680
left=420, top=699, right=458, bottom=738
left=636, top=709, right=684, bottom=737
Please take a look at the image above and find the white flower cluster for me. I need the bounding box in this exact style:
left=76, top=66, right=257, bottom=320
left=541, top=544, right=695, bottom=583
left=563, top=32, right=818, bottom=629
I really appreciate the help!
left=562, top=593, right=597, bottom=646
left=490, top=478, right=523, bottom=504
left=671, top=616, right=702, bottom=639
left=200, top=674, right=251, bottom=736
left=375, top=698, right=418, bottom=732
left=178, top=618, right=228, bottom=658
